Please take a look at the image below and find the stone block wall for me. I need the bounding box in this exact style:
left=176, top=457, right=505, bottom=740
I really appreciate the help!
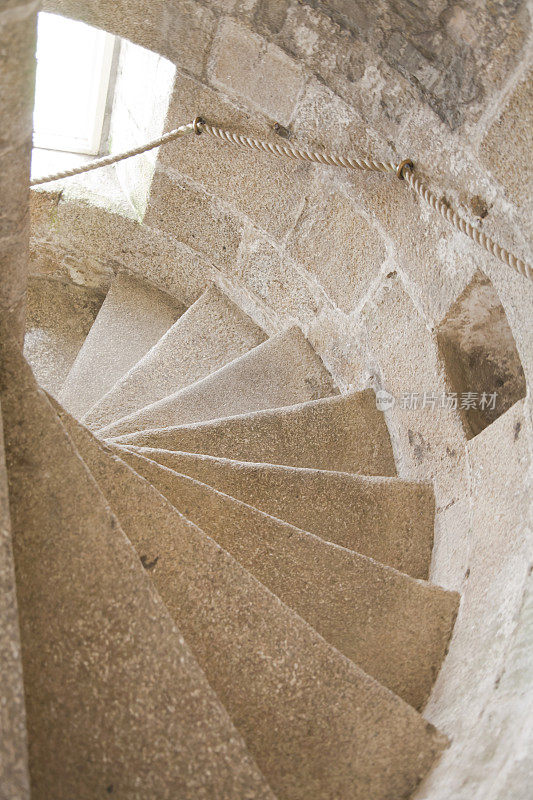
left=28, top=2, right=533, bottom=795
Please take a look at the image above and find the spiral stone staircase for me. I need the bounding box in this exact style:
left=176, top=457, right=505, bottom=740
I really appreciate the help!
left=2, top=1, right=532, bottom=798
left=1, top=272, right=461, bottom=799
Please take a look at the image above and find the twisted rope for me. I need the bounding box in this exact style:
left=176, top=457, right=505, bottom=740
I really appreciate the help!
left=200, top=121, right=398, bottom=175
left=400, top=166, right=532, bottom=281
left=30, top=116, right=531, bottom=281
left=30, top=121, right=196, bottom=186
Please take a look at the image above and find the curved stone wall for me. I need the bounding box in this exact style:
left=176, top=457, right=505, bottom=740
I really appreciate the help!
left=32, top=2, right=533, bottom=796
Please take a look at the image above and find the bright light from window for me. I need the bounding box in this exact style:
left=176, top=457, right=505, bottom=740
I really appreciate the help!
left=33, top=13, right=115, bottom=155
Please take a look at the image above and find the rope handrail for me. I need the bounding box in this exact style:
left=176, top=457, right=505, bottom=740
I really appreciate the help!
left=30, top=116, right=532, bottom=282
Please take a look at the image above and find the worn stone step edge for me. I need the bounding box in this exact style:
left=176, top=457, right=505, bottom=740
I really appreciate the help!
left=95, top=326, right=338, bottom=438
left=82, top=285, right=267, bottom=430
left=107, top=389, right=397, bottom=477
left=51, top=398, right=448, bottom=800
left=111, top=442, right=459, bottom=709
left=114, top=444, right=433, bottom=579
left=1, top=340, right=274, bottom=800
left=58, top=273, right=184, bottom=418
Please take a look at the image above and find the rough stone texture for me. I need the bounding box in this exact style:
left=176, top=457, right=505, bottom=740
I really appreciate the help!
left=112, top=390, right=397, bottom=476
left=159, top=71, right=312, bottom=239
left=415, top=399, right=532, bottom=800
left=362, top=278, right=470, bottom=498
left=0, top=401, right=30, bottom=800
left=235, top=227, right=322, bottom=323
left=112, top=444, right=458, bottom=709
left=145, top=168, right=244, bottom=269
left=118, top=446, right=433, bottom=579
left=287, top=187, right=387, bottom=312
left=209, top=17, right=304, bottom=125
left=436, top=271, right=526, bottom=437
left=24, top=278, right=104, bottom=396
left=54, top=401, right=448, bottom=800
left=42, top=0, right=216, bottom=79
left=98, top=327, right=337, bottom=437
left=0, top=1, right=37, bottom=340
left=6, top=1, right=533, bottom=795
left=480, top=66, right=532, bottom=207
left=58, top=274, right=183, bottom=417
left=254, top=0, right=528, bottom=129
left=29, top=191, right=213, bottom=304
left=83, top=285, right=266, bottom=428
left=0, top=338, right=275, bottom=800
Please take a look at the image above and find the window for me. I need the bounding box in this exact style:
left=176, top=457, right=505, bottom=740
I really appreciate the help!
left=33, top=13, right=115, bottom=155
left=31, top=13, right=176, bottom=219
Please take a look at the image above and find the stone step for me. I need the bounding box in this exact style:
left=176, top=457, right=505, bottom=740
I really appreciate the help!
left=82, top=285, right=266, bottom=430
left=109, top=390, right=397, bottom=476
left=53, top=400, right=447, bottom=800
left=96, top=327, right=337, bottom=438
left=23, top=276, right=104, bottom=399
left=0, top=341, right=274, bottom=800
left=58, top=274, right=183, bottom=418
left=115, top=445, right=433, bottom=579
left=111, top=444, right=458, bottom=708
left=0, top=400, right=30, bottom=800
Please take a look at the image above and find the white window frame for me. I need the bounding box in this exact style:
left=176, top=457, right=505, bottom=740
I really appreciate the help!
left=33, top=16, right=116, bottom=155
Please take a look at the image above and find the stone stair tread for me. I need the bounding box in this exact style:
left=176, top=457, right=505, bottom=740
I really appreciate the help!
left=58, top=274, right=184, bottom=418
left=82, top=285, right=266, bottom=430
left=114, top=445, right=434, bottom=579
left=53, top=398, right=447, bottom=800
left=0, top=341, right=274, bottom=800
left=0, top=399, right=30, bottom=800
left=95, top=327, right=338, bottom=438
left=111, top=443, right=458, bottom=709
left=108, top=390, right=397, bottom=476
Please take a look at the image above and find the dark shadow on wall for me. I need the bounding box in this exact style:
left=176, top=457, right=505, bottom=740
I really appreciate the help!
left=437, top=270, right=526, bottom=439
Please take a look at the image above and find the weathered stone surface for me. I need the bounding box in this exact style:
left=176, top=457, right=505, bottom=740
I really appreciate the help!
left=24, top=278, right=104, bottom=396
left=234, top=228, right=321, bottom=322
left=0, top=3, right=37, bottom=151
left=436, top=271, right=526, bottom=438
left=3, top=3, right=532, bottom=798
left=287, top=187, right=387, bottom=312
left=55, top=402, right=448, bottom=800
left=417, top=399, right=532, bottom=800
left=480, top=67, right=533, bottom=207
left=0, top=401, right=30, bottom=799
left=307, top=307, right=368, bottom=390
left=112, top=390, right=397, bottom=476
left=30, top=193, right=212, bottom=303
left=99, top=327, right=336, bottom=437
left=83, top=285, right=266, bottom=429
left=145, top=168, right=243, bottom=268
left=58, top=274, right=183, bottom=417
left=0, top=2, right=36, bottom=338
left=209, top=17, right=304, bottom=125
left=362, top=276, right=469, bottom=495
left=117, top=446, right=434, bottom=579
left=0, top=229, right=30, bottom=312
left=274, top=0, right=528, bottom=128
left=250, top=0, right=418, bottom=136
left=158, top=71, right=312, bottom=239
left=114, top=445, right=458, bottom=709
left=0, top=140, right=31, bottom=239
left=0, top=338, right=275, bottom=800
left=291, top=78, right=396, bottom=162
